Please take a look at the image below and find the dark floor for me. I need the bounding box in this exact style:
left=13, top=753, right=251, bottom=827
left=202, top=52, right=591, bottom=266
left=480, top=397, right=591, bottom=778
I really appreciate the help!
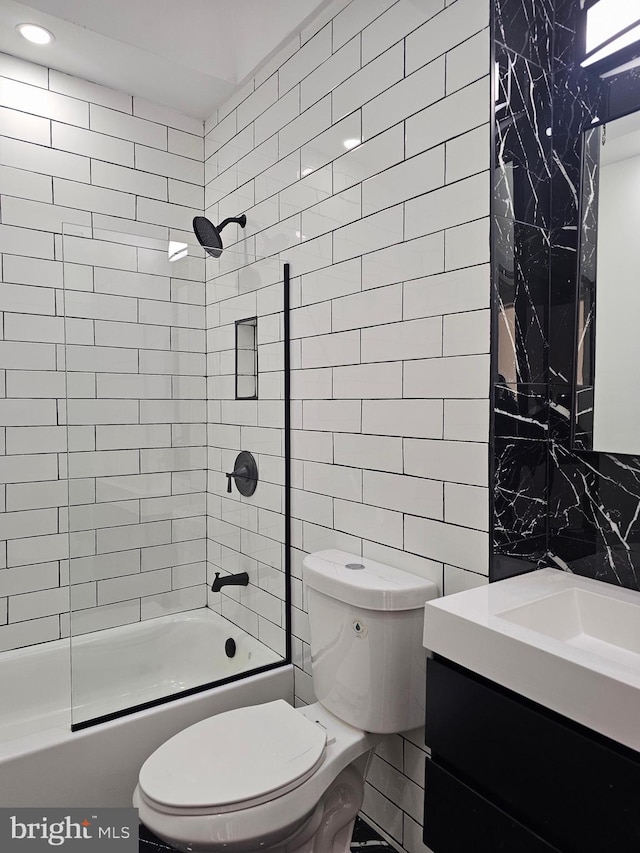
left=139, top=815, right=392, bottom=851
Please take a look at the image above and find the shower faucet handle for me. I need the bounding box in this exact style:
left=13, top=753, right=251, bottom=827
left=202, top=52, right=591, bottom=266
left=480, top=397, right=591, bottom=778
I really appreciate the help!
left=226, top=466, right=248, bottom=493
left=225, top=451, right=258, bottom=497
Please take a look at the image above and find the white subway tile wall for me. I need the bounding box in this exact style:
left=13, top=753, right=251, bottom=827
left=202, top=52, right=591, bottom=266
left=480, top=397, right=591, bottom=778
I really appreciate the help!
left=0, top=55, right=209, bottom=650
left=64, top=235, right=210, bottom=638
left=204, top=0, right=490, bottom=849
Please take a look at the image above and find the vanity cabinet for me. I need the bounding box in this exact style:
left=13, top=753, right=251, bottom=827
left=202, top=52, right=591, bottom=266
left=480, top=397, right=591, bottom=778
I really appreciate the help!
left=423, top=657, right=640, bottom=853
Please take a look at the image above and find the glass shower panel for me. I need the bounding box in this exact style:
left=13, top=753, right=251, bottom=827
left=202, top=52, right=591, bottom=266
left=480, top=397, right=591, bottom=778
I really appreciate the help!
left=206, top=251, right=290, bottom=666
left=61, top=226, right=289, bottom=727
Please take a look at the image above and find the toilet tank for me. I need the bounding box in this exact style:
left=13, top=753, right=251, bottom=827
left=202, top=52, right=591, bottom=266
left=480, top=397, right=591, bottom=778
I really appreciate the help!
left=302, top=550, right=439, bottom=733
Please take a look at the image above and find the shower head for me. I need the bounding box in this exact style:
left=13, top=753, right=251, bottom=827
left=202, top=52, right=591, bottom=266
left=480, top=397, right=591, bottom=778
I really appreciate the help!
left=193, top=214, right=247, bottom=258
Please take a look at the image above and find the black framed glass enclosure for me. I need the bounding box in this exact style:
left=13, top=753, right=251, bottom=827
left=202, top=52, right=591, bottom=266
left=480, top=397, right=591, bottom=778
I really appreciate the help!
left=61, top=225, right=291, bottom=727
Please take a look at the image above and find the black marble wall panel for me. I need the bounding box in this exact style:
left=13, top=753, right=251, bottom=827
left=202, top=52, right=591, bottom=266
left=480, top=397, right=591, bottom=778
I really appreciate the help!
left=495, top=217, right=549, bottom=385
left=492, top=0, right=553, bottom=574
left=491, top=0, right=640, bottom=590
left=548, top=447, right=640, bottom=591
left=548, top=227, right=579, bottom=387
left=494, top=0, right=554, bottom=71
left=494, top=46, right=552, bottom=229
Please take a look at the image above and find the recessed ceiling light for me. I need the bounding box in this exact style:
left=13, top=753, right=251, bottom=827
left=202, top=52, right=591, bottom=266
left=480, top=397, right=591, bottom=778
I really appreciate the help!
left=16, top=23, right=54, bottom=45
left=343, top=138, right=361, bottom=150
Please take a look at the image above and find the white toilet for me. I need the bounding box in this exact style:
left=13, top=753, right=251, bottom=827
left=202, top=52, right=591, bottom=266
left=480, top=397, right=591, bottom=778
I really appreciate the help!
left=133, top=549, right=438, bottom=853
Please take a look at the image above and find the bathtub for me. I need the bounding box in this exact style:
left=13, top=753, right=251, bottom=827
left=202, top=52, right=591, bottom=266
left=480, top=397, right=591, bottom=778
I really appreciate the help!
left=0, top=609, right=292, bottom=807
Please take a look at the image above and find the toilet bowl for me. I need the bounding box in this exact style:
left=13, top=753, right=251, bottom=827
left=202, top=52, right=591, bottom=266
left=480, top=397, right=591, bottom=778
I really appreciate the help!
left=134, top=550, right=438, bottom=853
left=134, top=700, right=377, bottom=853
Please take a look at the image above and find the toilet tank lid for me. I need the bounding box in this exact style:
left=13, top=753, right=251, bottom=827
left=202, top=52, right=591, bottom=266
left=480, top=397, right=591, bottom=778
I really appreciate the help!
left=303, top=550, right=439, bottom=611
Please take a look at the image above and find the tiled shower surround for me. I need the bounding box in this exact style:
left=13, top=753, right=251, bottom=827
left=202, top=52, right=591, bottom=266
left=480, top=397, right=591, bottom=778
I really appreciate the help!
left=0, top=52, right=207, bottom=650
left=205, top=0, right=491, bottom=848
left=492, top=0, right=640, bottom=591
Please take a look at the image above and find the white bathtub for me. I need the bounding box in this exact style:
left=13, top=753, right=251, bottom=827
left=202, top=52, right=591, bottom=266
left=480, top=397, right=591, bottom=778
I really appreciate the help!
left=0, top=609, right=292, bottom=807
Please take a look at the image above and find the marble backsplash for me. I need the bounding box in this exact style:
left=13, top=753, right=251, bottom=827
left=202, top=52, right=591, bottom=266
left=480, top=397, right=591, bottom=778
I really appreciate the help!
left=492, top=0, right=640, bottom=590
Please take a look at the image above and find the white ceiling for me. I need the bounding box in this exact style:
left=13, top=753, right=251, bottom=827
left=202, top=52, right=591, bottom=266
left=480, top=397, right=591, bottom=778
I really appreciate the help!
left=0, top=0, right=332, bottom=119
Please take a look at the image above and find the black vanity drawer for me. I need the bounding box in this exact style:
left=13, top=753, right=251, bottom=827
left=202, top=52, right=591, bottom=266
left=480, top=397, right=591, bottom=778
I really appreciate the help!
left=424, top=759, right=561, bottom=853
left=426, top=657, right=640, bottom=853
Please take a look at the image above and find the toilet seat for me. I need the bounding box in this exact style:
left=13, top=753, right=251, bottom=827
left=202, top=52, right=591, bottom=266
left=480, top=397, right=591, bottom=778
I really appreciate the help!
left=138, top=700, right=328, bottom=815
left=135, top=702, right=377, bottom=853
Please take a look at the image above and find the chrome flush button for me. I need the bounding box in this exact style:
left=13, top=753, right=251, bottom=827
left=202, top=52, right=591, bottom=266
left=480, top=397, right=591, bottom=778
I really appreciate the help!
left=345, top=562, right=365, bottom=570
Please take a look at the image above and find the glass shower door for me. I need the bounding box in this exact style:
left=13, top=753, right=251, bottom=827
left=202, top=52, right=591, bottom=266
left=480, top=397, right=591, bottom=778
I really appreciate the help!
left=62, top=225, right=289, bottom=727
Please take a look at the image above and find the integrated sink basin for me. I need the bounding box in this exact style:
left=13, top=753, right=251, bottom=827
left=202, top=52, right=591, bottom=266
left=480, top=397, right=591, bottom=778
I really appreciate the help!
left=423, top=568, right=640, bottom=751
left=496, top=588, right=640, bottom=663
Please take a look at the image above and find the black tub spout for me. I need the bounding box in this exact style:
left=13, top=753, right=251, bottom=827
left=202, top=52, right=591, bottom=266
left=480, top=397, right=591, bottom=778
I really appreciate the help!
left=211, top=571, right=250, bottom=592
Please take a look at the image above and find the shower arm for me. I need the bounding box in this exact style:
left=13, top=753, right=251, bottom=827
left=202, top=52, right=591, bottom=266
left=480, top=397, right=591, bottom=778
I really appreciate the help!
left=217, top=214, right=247, bottom=234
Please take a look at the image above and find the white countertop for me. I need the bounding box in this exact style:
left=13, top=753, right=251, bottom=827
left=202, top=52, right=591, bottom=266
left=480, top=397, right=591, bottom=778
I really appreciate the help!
left=423, top=568, right=640, bottom=752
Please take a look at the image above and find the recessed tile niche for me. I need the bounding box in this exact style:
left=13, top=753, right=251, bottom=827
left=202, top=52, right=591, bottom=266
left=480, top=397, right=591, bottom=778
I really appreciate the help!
left=235, top=317, right=258, bottom=400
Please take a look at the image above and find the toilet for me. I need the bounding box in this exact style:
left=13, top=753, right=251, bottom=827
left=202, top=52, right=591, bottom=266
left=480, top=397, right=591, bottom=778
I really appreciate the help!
left=133, top=549, right=438, bottom=852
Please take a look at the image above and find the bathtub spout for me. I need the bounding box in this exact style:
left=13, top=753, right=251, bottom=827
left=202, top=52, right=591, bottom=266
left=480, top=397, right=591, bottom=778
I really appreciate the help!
left=211, top=572, right=250, bottom=592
